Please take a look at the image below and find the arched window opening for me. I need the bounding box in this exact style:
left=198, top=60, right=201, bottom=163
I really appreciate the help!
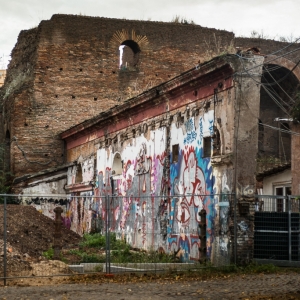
left=76, top=164, right=82, bottom=183
left=119, top=40, right=140, bottom=70
left=112, top=153, right=122, bottom=176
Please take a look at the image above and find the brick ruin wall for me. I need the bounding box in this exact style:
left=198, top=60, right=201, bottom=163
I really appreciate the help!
left=0, top=14, right=298, bottom=179
left=1, top=14, right=235, bottom=177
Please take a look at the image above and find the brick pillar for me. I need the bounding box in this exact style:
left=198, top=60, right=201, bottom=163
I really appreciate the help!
left=232, top=197, right=255, bottom=265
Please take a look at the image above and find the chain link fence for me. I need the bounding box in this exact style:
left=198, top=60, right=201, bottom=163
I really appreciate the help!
left=0, top=193, right=244, bottom=284
left=254, top=195, right=300, bottom=266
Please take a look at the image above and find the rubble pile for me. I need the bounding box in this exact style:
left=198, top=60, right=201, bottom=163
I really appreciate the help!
left=0, top=205, right=81, bottom=276
left=0, top=240, right=31, bottom=276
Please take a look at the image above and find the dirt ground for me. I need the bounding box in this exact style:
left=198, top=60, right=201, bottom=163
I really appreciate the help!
left=0, top=272, right=299, bottom=299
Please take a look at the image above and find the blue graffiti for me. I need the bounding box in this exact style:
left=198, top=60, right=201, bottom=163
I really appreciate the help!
left=185, top=118, right=194, bottom=132
left=199, top=117, right=203, bottom=146
left=184, top=118, right=197, bottom=145
left=209, top=119, right=214, bottom=135
left=168, top=143, right=216, bottom=260
left=184, top=131, right=197, bottom=145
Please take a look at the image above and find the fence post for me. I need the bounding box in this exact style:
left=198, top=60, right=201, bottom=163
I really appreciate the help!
left=53, top=207, right=63, bottom=260
left=288, top=195, right=291, bottom=262
left=3, top=195, right=7, bottom=286
left=198, top=208, right=207, bottom=263
left=105, top=195, right=111, bottom=274
left=234, top=193, right=237, bottom=265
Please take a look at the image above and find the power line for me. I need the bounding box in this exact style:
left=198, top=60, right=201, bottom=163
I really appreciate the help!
left=262, top=66, right=296, bottom=103
left=261, top=85, right=291, bottom=116
left=234, top=46, right=300, bottom=74
left=236, top=55, right=294, bottom=116
left=271, top=37, right=300, bottom=56
left=234, top=78, right=298, bottom=138
left=259, top=123, right=300, bottom=136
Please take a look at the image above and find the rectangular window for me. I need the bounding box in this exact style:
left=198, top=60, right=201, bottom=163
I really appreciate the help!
left=274, top=185, right=291, bottom=212
left=172, top=144, right=179, bottom=162
left=203, top=137, right=212, bottom=158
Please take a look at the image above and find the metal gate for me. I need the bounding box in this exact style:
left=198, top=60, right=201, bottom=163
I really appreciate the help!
left=254, top=195, right=300, bottom=266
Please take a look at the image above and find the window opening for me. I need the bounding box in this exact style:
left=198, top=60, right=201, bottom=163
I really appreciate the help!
left=119, top=40, right=140, bottom=70
left=274, top=185, right=291, bottom=212
left=75, top=164, right=82, bottom=184
left=212, top=128, right=221, bottom=156
left=112, top=153, right=122, bottom=176
left=203, top=137, right=212, bottom=158
left=172, top=144, right=179, bottom=162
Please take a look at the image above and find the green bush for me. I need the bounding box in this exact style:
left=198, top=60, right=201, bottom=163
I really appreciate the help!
left=43, top=247, right=54, bottom=259
left=79, top=233, right=106, bottom=248
left=81, top=253, right=105, bottom=263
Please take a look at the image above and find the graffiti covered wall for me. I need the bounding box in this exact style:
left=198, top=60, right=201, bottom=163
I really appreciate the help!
left=95, top=127, right=167, bottom=250
left=29, top=108, right=232, bottom=262
left=89, top=110, right=222, bottom=262
left=168, top=111, right=216, bottom=261
left=23, top=108, right=234, bottom=263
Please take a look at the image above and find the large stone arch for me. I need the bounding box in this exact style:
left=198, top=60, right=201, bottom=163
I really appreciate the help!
left=258, top=54, right=300, bottom=163
left=264, top=55, right=300, bottom=82
left=260, top=55, right=300, bottom=195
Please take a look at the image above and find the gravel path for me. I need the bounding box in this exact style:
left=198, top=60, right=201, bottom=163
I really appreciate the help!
left=0, top=273, right=300, bottom=299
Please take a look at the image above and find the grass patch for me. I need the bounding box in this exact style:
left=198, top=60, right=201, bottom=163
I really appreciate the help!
left=79, top=233, right=106, bottom=248
left=43, top=247, right=54, bottom=260
left=58, top=233, right=176, bottom=265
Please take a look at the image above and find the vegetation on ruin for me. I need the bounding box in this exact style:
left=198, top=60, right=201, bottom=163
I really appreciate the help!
left=170, top=15, right=195, bottom=25
left=43, top=232, right=174, bottom=264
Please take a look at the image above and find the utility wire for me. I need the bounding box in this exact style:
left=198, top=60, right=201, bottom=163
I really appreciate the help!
left=237, top=55, right=293, bottom=116
left=262, top=59, right=300, bottom=87
left=262, top=82, right=292, bottom=110
left=234, top=46, right=300, bottom=74
left=259, top=123, right=300, bottom=136
left=235, top=79, right=298, bottom=138
left=239, top=63, right=297, bottom=117
left=271, top=37, right=300, bottom=56
left=261, top=85, right=291, bottom=116
left=262, top=66, right=296, bottom=103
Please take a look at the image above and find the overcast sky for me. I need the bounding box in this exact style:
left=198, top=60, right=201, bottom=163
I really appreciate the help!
left=0, top=0, right=299, bottom=68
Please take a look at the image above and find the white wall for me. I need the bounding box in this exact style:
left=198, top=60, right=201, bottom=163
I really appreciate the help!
left=262, top=169, right=291, bottom=195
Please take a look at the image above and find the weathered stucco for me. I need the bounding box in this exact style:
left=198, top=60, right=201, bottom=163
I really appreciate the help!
left=58, top=55, right=256, bottom=263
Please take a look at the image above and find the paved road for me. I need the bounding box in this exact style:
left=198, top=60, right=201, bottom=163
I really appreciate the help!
left=0, top=273, right=300, bottom=299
